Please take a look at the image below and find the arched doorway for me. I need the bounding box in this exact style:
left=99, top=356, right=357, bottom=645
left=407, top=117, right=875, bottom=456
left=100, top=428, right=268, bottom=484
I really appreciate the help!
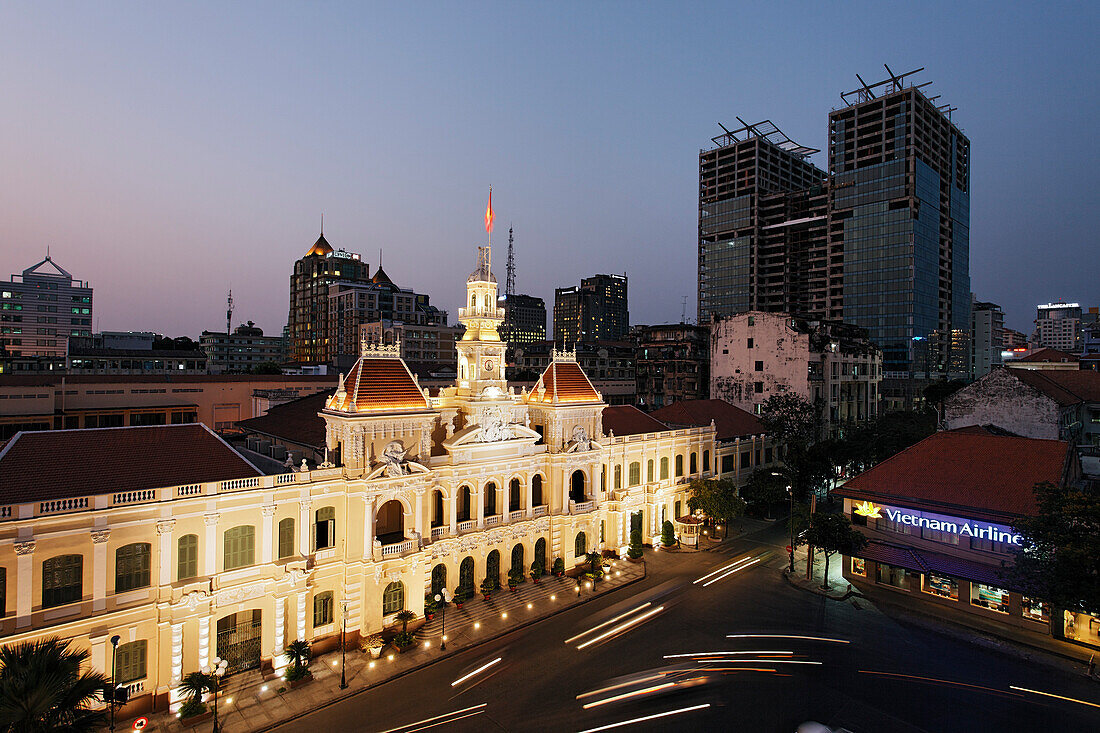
left=486, top=549, right=501, bottom=590
left=570, top=470, right=586, bottom=503
left=534, top=537, right=547, bottom=572
left=575, top=531, right=587, bottom=558
left=376, top=500, right=404, bottom=545
left=458, top=487, right=472, bottom=522
left=532, top=475, right=543, bottom=507
left=431, top=563, right=447, bottom=597
left=216, top=609, right=262, bottom=674
left=509, top=479, right=521, bottom=512
left=431, top=490, right=444, bottom=528
left=459, top=557, right=475, bottom=595
left=511, top=543, right=524, bottom=575
left=485, top=482, right=498, bottom=517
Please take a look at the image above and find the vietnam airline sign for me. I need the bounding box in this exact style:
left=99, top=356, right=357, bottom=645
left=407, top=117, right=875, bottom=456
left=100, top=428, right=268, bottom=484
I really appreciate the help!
left=854, top=500, right=1023, bottom=546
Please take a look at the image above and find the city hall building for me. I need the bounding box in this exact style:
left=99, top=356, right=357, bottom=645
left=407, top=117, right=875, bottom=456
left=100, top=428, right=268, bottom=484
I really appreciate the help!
left=835, top=429, right=1097, bottom=650
left=0, top=241, right=726, bottom=716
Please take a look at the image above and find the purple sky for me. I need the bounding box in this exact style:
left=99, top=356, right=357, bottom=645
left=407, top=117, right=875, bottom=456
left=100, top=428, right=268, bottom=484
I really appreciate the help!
left=0, top=2, right=1096, bottom=337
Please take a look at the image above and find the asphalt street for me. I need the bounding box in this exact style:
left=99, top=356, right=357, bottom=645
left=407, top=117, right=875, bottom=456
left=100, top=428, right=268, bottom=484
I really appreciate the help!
left=272, top=521, right=1100, bottom=733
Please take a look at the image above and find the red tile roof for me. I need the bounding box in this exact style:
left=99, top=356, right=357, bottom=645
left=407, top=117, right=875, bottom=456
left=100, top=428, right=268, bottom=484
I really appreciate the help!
left=0, top=424, right=261, bottom=504
left=1011, top=369, right=1100, bottom=406
left=1013, top=348, right=1078, bottom=363
left=326, top=357, right=431, bottom=414
left=602, top=405, right=668, bottom=436
left=836, top=431, right=1067, bottom=523
left=528, top=362, right=601, bottom=404
left=649, top=399, right=765, bottom=441
left=237, top=392, right=328, bottom=447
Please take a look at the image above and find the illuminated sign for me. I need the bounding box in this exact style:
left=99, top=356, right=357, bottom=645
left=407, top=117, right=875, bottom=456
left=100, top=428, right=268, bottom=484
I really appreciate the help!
left=859, top=502, right=1023, bottom=546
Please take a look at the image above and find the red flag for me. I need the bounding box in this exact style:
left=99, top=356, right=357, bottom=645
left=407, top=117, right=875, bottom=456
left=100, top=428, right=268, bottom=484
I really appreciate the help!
left=485, top=188, right=494, bottom=234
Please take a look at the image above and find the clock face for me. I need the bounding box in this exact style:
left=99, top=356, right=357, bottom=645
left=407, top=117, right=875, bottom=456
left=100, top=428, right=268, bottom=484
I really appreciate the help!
left=483, top=359, right=495, bottom=372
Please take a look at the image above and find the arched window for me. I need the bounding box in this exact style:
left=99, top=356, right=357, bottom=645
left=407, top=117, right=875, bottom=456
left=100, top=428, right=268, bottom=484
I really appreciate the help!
left=115, top=543, right=151, bottom=592
left=116, top=640, right=147, bottom=684
left=690, top=452, right=698, bottom=474
left=278, top=518, right=295, bottom=559
left=314, top=506, right=336, bottom=550
left=459, top=557, right=475, bottom=594
left=223, top=526, right=255, bottom=571
left=570, top=470, right=586, bottom=503
left=532, top=475, right=543, bottom=507
left=703, top=450, right=710, bottom=472
left=42, top=554, right=82, bottom=608
left=675, top=455, right=684, bottom=477
left=534, top=538, right=547, bottom=571
left=628, top=462, right=640, bottom=486
left=431, top=564, right=447, bottom=597
left=314, top=590, right=334, bottom=626
left=509, top=478, right=521, bottom=512
left=382, top=581, right=405, bottom=615
left=647, top=459, right=654, bottom=483
left=511, top=543, right=524, bottom=574
left=614, top=465, right=622, bottom=489
left=177, top=534, right=198, bottom=580
left=660, top=457, right=669, bottom=480
left=484, top=294, right=492, bottom=310
left=470, top=293, right=477, bottom=308
left=575, top=532, right=587, bottom=558
left=484, top=482, right=498, bottom=516
left=431, top=490, right=444, bottom=527
left=485, top=550, right=500, bottom=589
left=458, top=486, right=472, bottom=521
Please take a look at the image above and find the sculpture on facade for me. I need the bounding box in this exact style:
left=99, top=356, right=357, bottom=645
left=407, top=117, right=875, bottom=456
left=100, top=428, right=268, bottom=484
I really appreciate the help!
left=477, top=406, right=516, bottom=442
left=366, top=440, right=429, bottom=479
left=565, top=424, right=600, bottom=453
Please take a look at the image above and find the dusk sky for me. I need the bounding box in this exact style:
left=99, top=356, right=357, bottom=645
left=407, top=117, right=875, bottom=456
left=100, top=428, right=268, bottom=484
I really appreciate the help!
left=0, top=2, right=1095, bottom=337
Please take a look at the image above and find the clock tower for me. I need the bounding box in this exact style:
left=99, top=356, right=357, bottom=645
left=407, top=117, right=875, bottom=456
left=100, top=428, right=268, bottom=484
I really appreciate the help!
left=455, top=244, right=506, bottom=397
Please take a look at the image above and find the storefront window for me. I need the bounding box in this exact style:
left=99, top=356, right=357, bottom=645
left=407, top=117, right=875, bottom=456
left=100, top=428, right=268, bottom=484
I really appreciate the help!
left=875, top=562, right=909, bottom=590
left=921, top=526, right=959, bottom=546
left=970, top=583, right=1009, bottom=613
left=1063, top=610, right=1100, bottom=649
left=851, top=557, right=865, bottom=576
left=1022, top=597, right=1049, bottom=624
left=921, top=572, right=959, bottom=600
left=875, top=517, right=912, bottom=536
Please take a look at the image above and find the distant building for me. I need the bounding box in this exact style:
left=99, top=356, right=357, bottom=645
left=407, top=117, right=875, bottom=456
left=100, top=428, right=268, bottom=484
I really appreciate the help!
left=287, top=229, right=371, bottom=365
left=554, top=274, right=628, bottom=343
left=1, top=255, right=92, bottom=359
left=1003, top=328, right=1029, bottom=349
left=969, top=296, right=1004, bottom=379
left=710, top=311, right=881, bottom=429
left=201, top=321, right=288, bottom=373
left=632, top=323, right=709, bottom=409
left=1004, top=347, right=1080, bottom=371
left=509, top=341, right=635, bottom=405
left=1032, top=302, right=1082, bottom=353
left=499, top=293, right=547, bottom=345
left=360, top=320, right=460, bottom=366
left=66, top=348, right=208, bottom=376
left=1080, top=306, right=1100, bottom=356
left=94, top=331, right=157, bottom=350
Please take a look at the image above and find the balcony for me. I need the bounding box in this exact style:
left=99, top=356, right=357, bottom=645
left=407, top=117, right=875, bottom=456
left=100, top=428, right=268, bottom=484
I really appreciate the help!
left=485, top=514, right=501, bottom=527
left=457, top=305, right=505, bottom=321
left=532, top=505, right=548, bottom=518
left=509, top=509, right=525, bottom=523
left=457, top=519, right=475, bottom=534
left=572, top=500, right=595, bottom=514
left=380, top=539, right=416, bottom=559
left=430, top=525, right=449, bottom=541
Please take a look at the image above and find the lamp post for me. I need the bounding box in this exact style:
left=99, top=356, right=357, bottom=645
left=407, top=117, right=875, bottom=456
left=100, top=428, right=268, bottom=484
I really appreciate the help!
left=109, top=635, right=120, bottom=732
left=772, top=472, right=795, bottom=573
left=339, top=601, right=349, bottom=690
left=203, top=657, right=228, bottom=733
left=435, top=589, right=451, bottom=651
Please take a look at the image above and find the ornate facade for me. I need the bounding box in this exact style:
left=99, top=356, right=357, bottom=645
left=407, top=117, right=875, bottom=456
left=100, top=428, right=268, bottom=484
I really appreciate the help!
left=0, top=240, right=716, bottom=715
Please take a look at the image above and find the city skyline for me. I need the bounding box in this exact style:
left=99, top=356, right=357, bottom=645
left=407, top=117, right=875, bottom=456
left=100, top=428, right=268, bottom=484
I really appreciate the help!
left=0, top=2, right=1095, bottom=337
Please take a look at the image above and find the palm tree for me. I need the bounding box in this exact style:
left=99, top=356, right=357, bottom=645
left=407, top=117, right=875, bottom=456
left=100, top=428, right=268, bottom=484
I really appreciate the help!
left=0, top=636, right=108, bottom=733
left=177, top=671, right=212, bottom=718
left=394, top=610, right=417, bottom=636
left=284, top=640, right=311, bottom=680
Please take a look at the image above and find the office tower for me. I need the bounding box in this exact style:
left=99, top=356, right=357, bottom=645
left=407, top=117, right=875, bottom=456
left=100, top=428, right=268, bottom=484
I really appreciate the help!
left=554, top=274, right=628, bottom=344
left=287, top=229, right=370, bottom=365
left=1, top=255, right=92, bottom=359
left=970, top=296, right=1005, bottom=379
left=499, top=293, right=547, bottom=345
left=1033, top=301, right=1082, bottom=352
left=698, top=120, right=828, bottom=323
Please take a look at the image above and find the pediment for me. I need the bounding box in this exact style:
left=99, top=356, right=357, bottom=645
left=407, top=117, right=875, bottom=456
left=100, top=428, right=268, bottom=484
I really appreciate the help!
left=444, top=422, right=541, bottom=449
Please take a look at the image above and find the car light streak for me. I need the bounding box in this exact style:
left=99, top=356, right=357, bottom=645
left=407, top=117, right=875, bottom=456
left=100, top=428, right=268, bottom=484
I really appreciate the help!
left=726, top=634, right=850, bottom=644
left=450, top=658, right=502, bottom=687
left=577, top=673, right=667, bottom=700
left=577, top=703, right=712, bottom=732
left=702, top=556, right=764, bottom=586
left=1010, top=685, right=1100, bottom=709
left=663, top=650, right=793, bottom=658
left=565, top=603, right=653, bottom=644
left=860, top=670, right=1022, bottom=698
left=694, top=666, right=777, bottom=674
left=581, top=682, right=678, bottom=709
left=378, top=703, right=487, bottom=733
left=576, top=606, right=665, bottom=650
left=693, top=557, right=753, bottom=584
left=706, top=659, right=821, bottom=666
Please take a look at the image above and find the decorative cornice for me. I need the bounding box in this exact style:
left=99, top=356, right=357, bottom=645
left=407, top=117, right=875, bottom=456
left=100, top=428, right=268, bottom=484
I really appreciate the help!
left=156, top=519, right=177, bottom=535
left=91, top=529, right=111, bottom=544
left=13, top=540, right=36, bottom=556
left=203, top=513, right=220, bottom=527
left=261, top=505, right=278, bottom=518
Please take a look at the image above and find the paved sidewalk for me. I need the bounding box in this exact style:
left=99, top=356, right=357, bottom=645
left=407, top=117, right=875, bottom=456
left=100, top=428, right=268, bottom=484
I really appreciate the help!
left=147, top=560, right=645, bottom=732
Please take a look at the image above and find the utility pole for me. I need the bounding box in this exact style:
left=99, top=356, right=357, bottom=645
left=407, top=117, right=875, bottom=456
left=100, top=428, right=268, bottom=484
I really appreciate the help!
left=505, top=226, right=515, bottom=298
left=226, top=289, right=233, bottom=335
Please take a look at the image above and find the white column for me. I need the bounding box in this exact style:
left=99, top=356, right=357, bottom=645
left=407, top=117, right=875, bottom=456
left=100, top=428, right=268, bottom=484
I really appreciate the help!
left=363, top=498, right=375, bottom=559
left=298, top=501, right=313, bottom=557
left=156, top=520, right=175, bottom=586
left=296, top=592, right=307, bottom=642
left=14, top=541, right=35, bottom=628
left=91, top=529, right=110, bottom=611
left=273, top=596, right=286, bottom=664
left=525, top=479, right=533, bottom=519
left=496, top=484, right=505, bottom=519
left=170, top=622, right=184, bottom=703
left=90, top=634, right=107, bottom=684
left=562, top=469, right=571, bottom=513
left=203, top=513, right=219, bottom=576
left=414, top=490, right=424, bottom=540
left=448, top=494, right=457, bottom=535
left=198, top=617, right=211, bottom=671
left=260, top=505, right=276, bottom=564
left=476, top=487, right=485, bottom=528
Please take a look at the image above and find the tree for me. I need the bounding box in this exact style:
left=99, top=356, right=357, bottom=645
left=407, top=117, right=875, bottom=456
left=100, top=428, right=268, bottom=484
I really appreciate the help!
left=839, top=411, right=936, bottom=474
left=660, top=520, right=676, bottom=547
left=0, top=636, right=108, bottom=732
left=923, top=379, right=968, bottom=419
left=394, top=610, right=418, bottom=646
left=627, top=529, right=643, bottom=559
left=284, top=639, right=311, bottom=681
left=739, top=470, right=789, bottom=518
left=759, top=393, right=822, bottom=448
left=1008, top=482, right=1100, bottom=615
left=177, top=671, right=213, bottom=718
left=686, top=477, right=746, bottom=535
left=250, top=361, right=283, bottom=375
left=803, top=512, right=867, bottom=590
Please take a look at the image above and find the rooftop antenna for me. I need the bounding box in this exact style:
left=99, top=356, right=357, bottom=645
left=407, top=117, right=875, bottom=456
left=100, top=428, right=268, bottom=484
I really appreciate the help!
left=379, top=248, right=382, bottom=269
left=226, top=288, right=233, bottom=334
left=320, top=213, right=323, bottom=235
left=681, top=295, right=688, bottom=324
left=505, top=225, right=516, bottom=298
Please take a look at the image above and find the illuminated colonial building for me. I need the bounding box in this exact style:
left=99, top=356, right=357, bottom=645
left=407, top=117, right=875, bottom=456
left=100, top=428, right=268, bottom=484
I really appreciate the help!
left=0, top=239, right=717, bottom=716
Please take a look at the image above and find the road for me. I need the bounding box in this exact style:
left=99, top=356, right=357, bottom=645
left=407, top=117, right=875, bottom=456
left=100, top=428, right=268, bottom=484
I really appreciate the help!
left=273, top=521, right=1100, bottom=732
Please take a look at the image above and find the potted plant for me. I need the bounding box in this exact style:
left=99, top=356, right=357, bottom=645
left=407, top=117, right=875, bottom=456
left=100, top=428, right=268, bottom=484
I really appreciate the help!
left=284, top=639, right=313, bottom=687
left=480, top=577, right=495, bottom=600
left=507, top=568, right=523, bottom=591
left=177, top=671, right=212, bottom=725
left=661, top=519, right=676, bottom=548
left=363, top=633, right=385, bottom=659
left=424, top=594, right=439, bottom=620
left=585, top=552, right=604, bottom=581
left=530, top=560, right=544, bottom=584
left=393, top=610, right=418, bottom=651
left=453, top=586, right=468, bottom=609
left=627, top=529, right=643, bottom=561
left=552, top=557, right=565, bottom=577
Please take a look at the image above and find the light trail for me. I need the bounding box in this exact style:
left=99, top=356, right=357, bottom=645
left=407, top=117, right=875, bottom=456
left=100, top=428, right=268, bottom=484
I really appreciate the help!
left=565, top=603, right=653, bottom=644
left=377, top=703, right=487, bottom=732
left=576, top=606, right=665, bottom=650
left=577, top=703, right=712, bottom=733
left=577, top=673, right=667, bottom=700
left=702, top=556, right=764, bottom=586
left=581, top=682, right=678, bottom=709
left=663, top=650, right=793, bottom=658
left=860, top=670, right=1022, bottom=698
left=450, top=657, right=502, bottom=687
left=726, top=634, right=850, bottom=644
left=707, top=659, right=821, bottom=666
left=1010, top=685, right=1100, bottom=709
left=693, top=556, right=754, bottom=584
left=695, top=666, right=777, bottom=673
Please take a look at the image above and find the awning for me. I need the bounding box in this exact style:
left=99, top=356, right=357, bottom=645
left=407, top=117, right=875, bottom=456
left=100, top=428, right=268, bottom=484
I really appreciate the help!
left=855, top=541, right=1020, bottom=592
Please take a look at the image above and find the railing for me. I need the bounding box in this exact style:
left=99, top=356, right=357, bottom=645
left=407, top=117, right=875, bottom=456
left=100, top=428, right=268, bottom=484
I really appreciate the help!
left=509, top=510, right=525, bottom=523
left=0, top=506, right=12, bottom=519
left=457, top=305, right=505, bottom=320
left=275, top=473, right=298, bottom=485
left=431, top=525, right=449, bottom=540
left=380, top=539, right=415, bottom=558
left=123, top=680, right=145, bottom=697
left=39, top=497, right=90, bottom=515
left=176, top=484, right=202, bottom=498
left=219, top=477, right=261, bottom=492
left=113, top=489, right=157, bottom=506
left=573, top=501, right=595, bottom=514
left=457, top=519, right=475, bottom=533
left=485, top=514, right=501, bottom=527
left=532, top=505, right=547, bottom=518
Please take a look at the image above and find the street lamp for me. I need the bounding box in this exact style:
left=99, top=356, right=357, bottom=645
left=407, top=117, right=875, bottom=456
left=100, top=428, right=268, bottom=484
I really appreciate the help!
left=772, top=471, right=795, bottom=573
left=339, top=601, right=350, bottom=689
left=202, top=657, right=228, bottom=733
left=435, top=589, right=451, bottom=650
left=109, top=635, right=120, bottom=732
